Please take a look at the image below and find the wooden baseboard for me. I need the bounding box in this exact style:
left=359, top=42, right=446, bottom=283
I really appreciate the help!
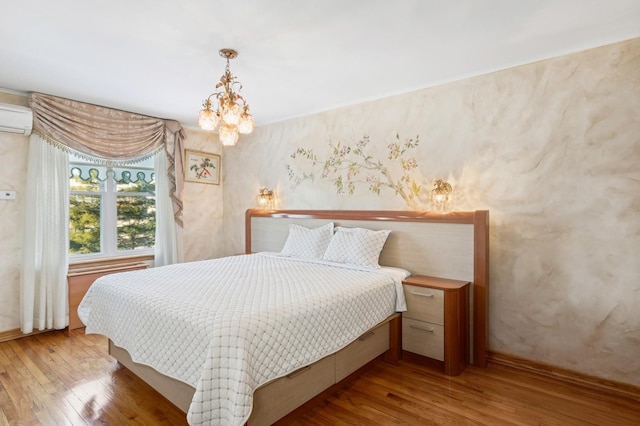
left=488, top=350, right=640, bottom=402
left=0, top=328, right=51, bottom=343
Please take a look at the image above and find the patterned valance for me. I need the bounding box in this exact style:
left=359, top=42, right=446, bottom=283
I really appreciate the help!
left=29, top=92, right=168, bottom=163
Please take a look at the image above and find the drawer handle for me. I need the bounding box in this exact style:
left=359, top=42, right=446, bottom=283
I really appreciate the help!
left=411, top=291, right=434, bottom=298
left=410, top=324, right=435, bottom=333
left=358, top=331, right=375, bottom=341
left=286, top=365, right=311, bottom=379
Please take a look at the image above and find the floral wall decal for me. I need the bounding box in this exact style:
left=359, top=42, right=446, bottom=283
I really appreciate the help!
left=287, top=134, right=423, bottom=209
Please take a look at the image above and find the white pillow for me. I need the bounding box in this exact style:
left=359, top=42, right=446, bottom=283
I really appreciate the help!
left=322, top=227, right=391, bottom=268
left=280, top=222, right=334, bottom=260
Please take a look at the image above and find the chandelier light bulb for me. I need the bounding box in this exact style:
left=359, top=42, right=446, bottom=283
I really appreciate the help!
left=198, top=108, right=219, bottom=131
left=238, top=112, right=255, bottom=134
left=221, top=101, right=242, bottom=126
left=219, top=123, right=239, bottom=146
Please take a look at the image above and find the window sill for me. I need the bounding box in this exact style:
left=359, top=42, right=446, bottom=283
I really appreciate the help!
left=68, top=253, right=154, bottom=271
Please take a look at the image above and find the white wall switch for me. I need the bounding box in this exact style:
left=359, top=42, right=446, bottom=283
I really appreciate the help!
left=0, top=191, right=16, bottom=200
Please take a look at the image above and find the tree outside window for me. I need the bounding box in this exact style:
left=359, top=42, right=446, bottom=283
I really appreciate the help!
left=69, top=155, right=155, bottom=257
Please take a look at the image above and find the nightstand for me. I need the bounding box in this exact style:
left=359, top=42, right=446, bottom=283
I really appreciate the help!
left=402, top=275, right=470, bottom=376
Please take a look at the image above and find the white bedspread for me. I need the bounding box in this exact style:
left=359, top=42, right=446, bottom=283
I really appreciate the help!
left=78, top=253, right=407, bottom=425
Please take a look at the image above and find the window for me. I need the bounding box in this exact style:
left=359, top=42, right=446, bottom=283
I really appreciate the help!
left=69, top=153, right=156, bottom=258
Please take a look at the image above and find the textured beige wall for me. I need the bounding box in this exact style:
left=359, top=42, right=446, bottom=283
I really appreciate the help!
left=0, top=92, right=29, bottom=331
left=222, top=39, right=640, bottom=385
left=180, top=128, right=225, bottom=261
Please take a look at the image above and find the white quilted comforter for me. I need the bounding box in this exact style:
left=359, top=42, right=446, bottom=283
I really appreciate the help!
left=78, top=253, right=407, bottom=425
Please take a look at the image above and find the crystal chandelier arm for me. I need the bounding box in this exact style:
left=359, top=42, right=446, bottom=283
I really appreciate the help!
left=230, top=79, right=243, bottom=93
left=202, top=95, right=218, bottom=109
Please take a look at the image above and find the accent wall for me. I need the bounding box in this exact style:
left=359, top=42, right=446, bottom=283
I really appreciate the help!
left=220, top=38, right=640, bottom=386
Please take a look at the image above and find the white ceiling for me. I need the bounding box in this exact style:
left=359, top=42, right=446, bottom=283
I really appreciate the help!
left=1, top=1, right=639, bottom=129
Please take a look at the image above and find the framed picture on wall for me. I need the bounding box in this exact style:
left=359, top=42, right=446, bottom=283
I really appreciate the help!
left=184, top=150, right=221, bottom=185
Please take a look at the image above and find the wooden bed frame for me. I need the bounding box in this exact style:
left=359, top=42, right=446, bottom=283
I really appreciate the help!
left=110, top=209, right=489, bottom=425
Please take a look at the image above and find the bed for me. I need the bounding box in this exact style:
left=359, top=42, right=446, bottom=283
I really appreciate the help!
left=78, top=209, right=489, bottom=425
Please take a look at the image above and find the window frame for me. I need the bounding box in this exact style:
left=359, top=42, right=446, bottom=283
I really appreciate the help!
left=69, top=157, right=156, bottom=261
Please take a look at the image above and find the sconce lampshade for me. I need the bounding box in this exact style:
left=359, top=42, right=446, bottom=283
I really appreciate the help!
left=430, top=179, right=452, bottom=212
left=257, top=188, right=274, bottom=209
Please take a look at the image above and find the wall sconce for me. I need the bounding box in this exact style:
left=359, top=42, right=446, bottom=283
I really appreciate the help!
left=257, top=188, right=274, bottom=209
left=429, top=179, right=452, bottom=212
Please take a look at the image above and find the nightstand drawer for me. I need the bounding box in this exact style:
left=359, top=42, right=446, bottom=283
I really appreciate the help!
left=402, top=318, right=444, bottom=361
left=403, top=284, right=444, bottom=324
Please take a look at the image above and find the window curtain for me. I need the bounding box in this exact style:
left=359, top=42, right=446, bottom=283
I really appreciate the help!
left=21, top=134, right=70, bottom=333
left=154, top=149, right=180, bottom=266
left=20, top=92, right=185, bottom=333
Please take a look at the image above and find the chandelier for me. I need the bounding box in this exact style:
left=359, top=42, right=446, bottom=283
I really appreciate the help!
left=198, top=48, right=254, bottom=146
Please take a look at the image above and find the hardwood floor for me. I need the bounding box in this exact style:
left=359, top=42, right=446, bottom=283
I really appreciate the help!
left=0, top=330, right=638, bottom=425
left=0, top=330, right=186, bottom=425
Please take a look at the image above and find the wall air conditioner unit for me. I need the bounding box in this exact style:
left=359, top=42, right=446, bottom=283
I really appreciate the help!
left=0, top=102, right=33, bottom=135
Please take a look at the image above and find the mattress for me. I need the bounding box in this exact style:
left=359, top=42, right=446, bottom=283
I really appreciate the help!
left=78, top=253, right=407, bottom=425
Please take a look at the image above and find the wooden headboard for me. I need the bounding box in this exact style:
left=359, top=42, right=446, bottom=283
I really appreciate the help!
left=245, top=209, right=489, bottom=367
